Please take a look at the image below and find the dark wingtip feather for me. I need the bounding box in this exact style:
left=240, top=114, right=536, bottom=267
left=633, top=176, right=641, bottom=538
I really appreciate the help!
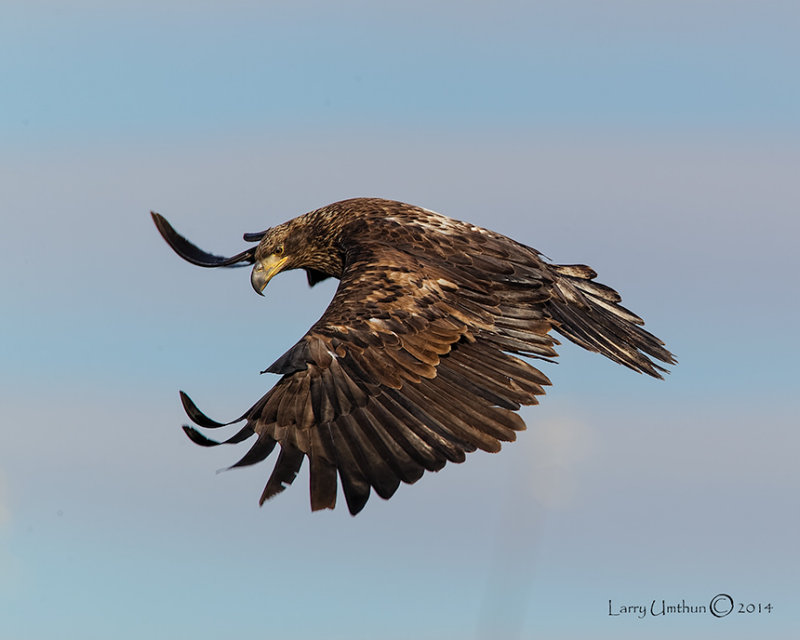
left=183, top=425, right=223, bottom=447
left=182, top=424, right=256, bottom=448
left=243, top=229, right=268, bottom=242
left=179, top=391, right=230, bottom=428
left=226, top=436, right=278, bottom=470
left=151, top=211, right=255, bottom=268
left=342, top=480, right=371, bottom=516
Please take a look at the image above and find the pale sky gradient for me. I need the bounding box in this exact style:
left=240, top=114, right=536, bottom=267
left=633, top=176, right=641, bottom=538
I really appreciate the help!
left=2, top=2, right=798, bottom=639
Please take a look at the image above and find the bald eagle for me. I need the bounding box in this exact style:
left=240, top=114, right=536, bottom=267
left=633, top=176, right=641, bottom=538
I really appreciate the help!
left=152, top=198, right=674, bottom=515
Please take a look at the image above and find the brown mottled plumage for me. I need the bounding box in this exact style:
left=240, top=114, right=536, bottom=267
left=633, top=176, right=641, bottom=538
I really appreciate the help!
left=151, top=197, right=675, bottom=515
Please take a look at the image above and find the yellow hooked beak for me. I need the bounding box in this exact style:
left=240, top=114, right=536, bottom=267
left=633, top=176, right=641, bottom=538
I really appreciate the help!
left=251, top=255, right=289, bottom=295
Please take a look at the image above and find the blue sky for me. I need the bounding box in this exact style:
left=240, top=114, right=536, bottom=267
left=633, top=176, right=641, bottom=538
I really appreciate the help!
left=2, top=2, right=799, bottom=639
left=4, top=0, right=799, bottom=142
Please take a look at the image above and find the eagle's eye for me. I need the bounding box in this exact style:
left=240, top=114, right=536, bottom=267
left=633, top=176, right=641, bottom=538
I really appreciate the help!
left=275, top=244, right=284, bottom=256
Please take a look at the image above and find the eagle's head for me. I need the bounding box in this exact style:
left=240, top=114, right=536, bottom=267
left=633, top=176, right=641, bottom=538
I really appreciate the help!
left=251, top=208, right=348, bottom=294
left=250, top=226, right=291, bottom=295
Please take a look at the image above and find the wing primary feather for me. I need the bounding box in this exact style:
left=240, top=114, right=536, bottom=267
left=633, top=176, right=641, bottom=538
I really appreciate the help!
left=226, top=435, right=278, bottom=470
left=179, top=391, right=245, bottom=428
left=150, top=212, right=255, bottom=267
left=182, top=424, right=254, bottom=447
left=259, top=445, right=305, bottom=505
left=243, top=229, right=268, bottom=242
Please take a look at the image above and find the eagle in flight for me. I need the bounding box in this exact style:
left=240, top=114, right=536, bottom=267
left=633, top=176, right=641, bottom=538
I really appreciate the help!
left=152, top=198, right=674, bottom=515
